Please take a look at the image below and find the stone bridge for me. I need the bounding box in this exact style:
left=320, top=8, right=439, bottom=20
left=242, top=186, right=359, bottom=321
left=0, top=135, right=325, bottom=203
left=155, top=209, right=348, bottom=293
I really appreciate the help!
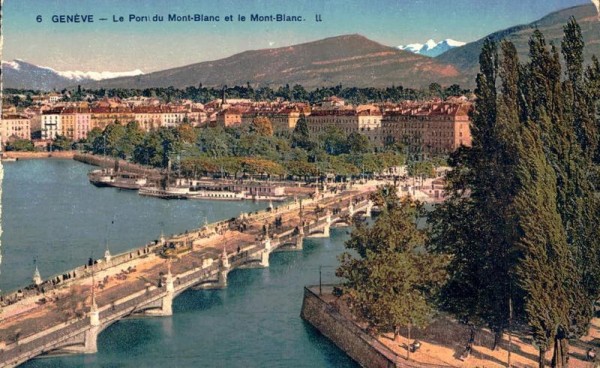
left=0, top=195, right=373, bottom=367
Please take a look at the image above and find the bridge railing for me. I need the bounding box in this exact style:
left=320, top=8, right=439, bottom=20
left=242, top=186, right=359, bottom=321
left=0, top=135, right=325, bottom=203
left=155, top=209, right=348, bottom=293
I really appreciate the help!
left=99, top=286, right=165, bottom=321
left=0, top=317, right=90, bottom=366
left=175, top=263, right=220, bottom=286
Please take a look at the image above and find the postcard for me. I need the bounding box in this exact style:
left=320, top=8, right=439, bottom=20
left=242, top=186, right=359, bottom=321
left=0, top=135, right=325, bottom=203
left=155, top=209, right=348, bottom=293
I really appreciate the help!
left=1, top=1, right=600, bottom=367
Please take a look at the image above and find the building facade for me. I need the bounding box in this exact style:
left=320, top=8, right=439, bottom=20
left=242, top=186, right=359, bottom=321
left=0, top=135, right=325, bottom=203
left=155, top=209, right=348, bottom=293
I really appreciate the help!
left=1, top=114, right=31, bottom=141
left=41, top=108, right=63, bottom=140
left=307, top=109, right=383, bottom=145
left=75, top=109, right=92, bottom=140
left=381, top=102, right=472, bottom=157
left=216, top=109, right=243, bottom=127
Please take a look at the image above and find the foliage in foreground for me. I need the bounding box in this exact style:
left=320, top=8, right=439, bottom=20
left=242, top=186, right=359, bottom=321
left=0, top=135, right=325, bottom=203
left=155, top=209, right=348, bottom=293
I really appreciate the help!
left=336, top=187, right=447, bottom=342
left=429, top=18, right=600, bottom=368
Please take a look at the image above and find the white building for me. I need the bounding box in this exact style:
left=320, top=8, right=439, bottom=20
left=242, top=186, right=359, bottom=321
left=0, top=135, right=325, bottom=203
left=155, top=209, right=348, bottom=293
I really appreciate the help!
left=41, top=109, right=63, bottom=139
left=160, top=112, right=186, bottom=128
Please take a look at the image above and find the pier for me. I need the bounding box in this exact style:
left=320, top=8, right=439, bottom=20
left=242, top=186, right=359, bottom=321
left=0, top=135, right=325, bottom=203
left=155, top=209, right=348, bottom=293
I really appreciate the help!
left=0, top=187, right=375, bottom=367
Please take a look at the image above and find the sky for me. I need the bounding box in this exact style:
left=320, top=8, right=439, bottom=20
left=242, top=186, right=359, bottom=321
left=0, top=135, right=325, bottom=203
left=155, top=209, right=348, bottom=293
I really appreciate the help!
left=1, top=0, right=593, bottom=73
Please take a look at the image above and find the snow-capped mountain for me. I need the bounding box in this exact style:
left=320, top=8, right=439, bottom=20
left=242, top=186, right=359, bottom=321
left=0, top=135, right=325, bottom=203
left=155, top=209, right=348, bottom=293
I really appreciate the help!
left=54, top=69, right=144, bottom=82
left=398, top=39, right=466, bottom=57
left=2, top=59, right=144, bottom=90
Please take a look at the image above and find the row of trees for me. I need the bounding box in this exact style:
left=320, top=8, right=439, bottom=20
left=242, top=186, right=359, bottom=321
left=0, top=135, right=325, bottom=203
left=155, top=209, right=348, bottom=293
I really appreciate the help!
left=6, top=82, right=469, bottom=107
left=337, top=18, right=600, bottom=368
left=82, top=116, right=411, bottom=180
left=432, top=18, right=600, bottom=367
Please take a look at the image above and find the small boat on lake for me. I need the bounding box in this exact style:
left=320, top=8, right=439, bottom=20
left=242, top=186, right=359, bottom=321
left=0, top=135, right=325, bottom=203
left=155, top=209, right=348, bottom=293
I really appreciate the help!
left=138, top=185, right=190, bottom=199
left=88, top=168, right=115, bottom=187
left=188, top=184, right=245, bottom=200
left=111, top=173, right=147, bottom=190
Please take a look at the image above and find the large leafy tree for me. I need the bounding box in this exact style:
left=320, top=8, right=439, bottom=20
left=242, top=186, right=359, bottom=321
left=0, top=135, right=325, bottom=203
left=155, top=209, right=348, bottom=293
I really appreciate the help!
left=337, top=194, right=446, bottom=356
left=431, top=21, right=600, bottom=368
left=347, top=132, right=371, bottom=154
left=513, top=122, right=572, bottom=368
left=196, top=126, right=232, bottom=157
left=250, top=116, right=274, bottom=137
left=319, top=126, right=348, bottom=155
left=430, top=38, right=520, bottom=346
left=52, top=135, right=74, bottom=151
left=291, top=114, right=314, bottom=150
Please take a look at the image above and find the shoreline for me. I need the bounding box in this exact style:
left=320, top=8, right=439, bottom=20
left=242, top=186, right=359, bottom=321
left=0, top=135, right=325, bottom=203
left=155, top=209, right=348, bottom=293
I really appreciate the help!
left=1, top=151, right=75, bottom=160
left=301, top=285, right=600, bottom=368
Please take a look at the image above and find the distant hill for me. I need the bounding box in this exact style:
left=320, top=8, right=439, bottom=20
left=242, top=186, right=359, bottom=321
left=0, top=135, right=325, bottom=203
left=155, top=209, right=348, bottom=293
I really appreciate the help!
left=3, top=60, right=80, bottom=91
left=436, top=4, right=600, bottom=85
left=80, top=34, right=463, bottom=90
left=2, top=60, right=143, bottom=91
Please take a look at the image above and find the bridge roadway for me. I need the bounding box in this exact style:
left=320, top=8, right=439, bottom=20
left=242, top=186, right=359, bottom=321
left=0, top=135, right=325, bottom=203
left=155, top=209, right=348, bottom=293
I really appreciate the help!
left=0, top=187, right=374, bottom=367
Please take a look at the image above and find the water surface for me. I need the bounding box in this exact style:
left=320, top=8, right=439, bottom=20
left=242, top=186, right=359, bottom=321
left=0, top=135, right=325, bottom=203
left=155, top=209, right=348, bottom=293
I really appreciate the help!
left=1, top=159, right=358, bottom=367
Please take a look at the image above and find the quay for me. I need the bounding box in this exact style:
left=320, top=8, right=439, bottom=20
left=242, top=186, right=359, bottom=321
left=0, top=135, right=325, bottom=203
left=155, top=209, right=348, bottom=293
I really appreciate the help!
left=0, top=186, right=375, bottom=367
left=77, top=153, right=320, bottom=201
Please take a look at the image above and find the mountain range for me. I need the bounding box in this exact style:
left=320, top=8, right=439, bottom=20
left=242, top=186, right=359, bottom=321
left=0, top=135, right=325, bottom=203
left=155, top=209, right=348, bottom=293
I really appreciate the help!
left=2, top=3, right=599, bottom=91
left=1, top=60, right=143, bottom=90
left=437, top=3, right=600, bottom=81
left=398, top=39, right=466, bottom=57
left=74, top=34, right=461, bottom=90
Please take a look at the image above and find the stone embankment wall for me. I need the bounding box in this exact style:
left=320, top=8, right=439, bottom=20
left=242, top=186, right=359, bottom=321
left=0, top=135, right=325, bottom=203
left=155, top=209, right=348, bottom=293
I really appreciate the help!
left=2, top=151, right=75, bottom=159
left=301, top=286, right=447, bottom=368
left=73, top=153, right=162, bottom=179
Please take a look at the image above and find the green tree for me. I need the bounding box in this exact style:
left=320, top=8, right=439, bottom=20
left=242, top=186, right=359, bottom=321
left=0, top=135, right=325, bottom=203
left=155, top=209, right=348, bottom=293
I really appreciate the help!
left=291, top=114, right=314, bottom=150
left=444, top=84, right=462, bottom=97
left=5, top=139, right=34, bottom=152
left=250, top=116, right=274, bottom=137
left=369, top=184, right=399, bottom=211
left=215, top=157, right=243, bottom=178
left=513, top=124, right=572, bottom=368
left=286, top=160, right=319, bottom=180
left=51, top=135, right=73, bottom=151
left=319, top=126, right=348, bottom=155
left=428, top=82, right=442, bottom=98
left=323, top=155, right=359, bottom=178
left=407, top=161, right=435, bottom=178
left=102, top=123, right=127, bottom=158
left=85, top=127, right=103, bottom=152
left=120, top=121, right=144, bottom=158
left=337, top=196, right=446, bottom=354
left=347, top=132, right=371, bottom=154
left=430, top=38, right=520, bottom=348
left=196, top=126, right=231, bottom=157
left=536, top=20, right=600, bottom=365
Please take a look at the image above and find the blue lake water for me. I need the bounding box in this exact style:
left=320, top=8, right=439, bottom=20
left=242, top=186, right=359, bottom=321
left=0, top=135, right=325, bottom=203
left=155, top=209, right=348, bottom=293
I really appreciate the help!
left=1, top=159, right=358, bottom=367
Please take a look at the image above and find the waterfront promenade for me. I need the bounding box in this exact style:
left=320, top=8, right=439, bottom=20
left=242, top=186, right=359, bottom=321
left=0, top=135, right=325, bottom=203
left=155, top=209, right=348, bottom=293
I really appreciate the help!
left=0, top=184, right=375, bottom=367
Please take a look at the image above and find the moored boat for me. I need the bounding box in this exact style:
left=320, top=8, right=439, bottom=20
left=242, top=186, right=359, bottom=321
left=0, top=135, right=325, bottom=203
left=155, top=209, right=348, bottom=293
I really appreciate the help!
left=138, top=185, right=190, bottom=199
left=88, top=168, right=115, bottom=187
left=188, top=189, right=245, bottom=201
left=111, top=173, right=148, bottom=190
